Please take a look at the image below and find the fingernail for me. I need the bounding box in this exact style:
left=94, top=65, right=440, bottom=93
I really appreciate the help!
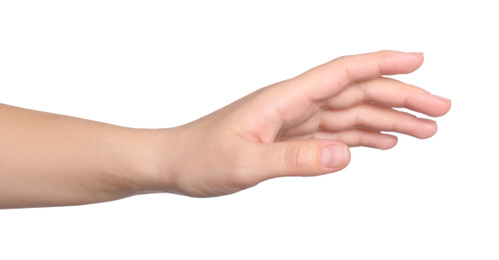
left=434, top=95, right=451, bottom=102
left=418, top=118, right=437, bottom=127
left=321, top=144, right=347, bottom=169
left=418, top=118, right=436, bottom=125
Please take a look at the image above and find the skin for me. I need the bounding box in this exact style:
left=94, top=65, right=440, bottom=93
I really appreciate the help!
left=0, top=50, right=451, bottom=208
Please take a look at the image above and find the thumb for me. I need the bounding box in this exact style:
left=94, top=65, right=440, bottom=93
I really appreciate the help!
left=251, top=140, right=351, bottom=181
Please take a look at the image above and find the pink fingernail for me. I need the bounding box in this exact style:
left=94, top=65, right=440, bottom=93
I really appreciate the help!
left=419, top=118, right=436, bottom=124
left=434, top=95, right=451, bottom=102
left=321, top=144, right=347, bottom=169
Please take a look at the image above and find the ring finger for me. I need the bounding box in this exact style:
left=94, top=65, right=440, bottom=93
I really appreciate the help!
left=324, top=77, right=450, bottom=117
left=319, top=104, right=438, bottom=139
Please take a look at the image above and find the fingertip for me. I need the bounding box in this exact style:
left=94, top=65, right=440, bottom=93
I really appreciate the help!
left=420, top=94, right=452, bottom=117
left=433, top=95, right=452, bottom=117
left=374, top=50, right=425, bottom=75
left=378, top=134, right=398, bottom=150
left=405, top=51, right=425, bottom=68
left=416, top=118, right=439, bottom=139
left=412, top=51, right=424, bottom=65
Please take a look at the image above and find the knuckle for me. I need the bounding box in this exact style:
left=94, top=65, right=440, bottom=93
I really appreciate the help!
left=283, top=142, right=312, bottom=173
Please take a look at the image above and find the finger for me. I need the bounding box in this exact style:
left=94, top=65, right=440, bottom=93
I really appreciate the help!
left=313, top=129, right=398, bottom=150
left=325, top=77, right=451, bottom=117
left=320, top=104, right=438, bottom=139
left=293, top=50, right=424, bottom=101
left=249, top=140, right=351, bottom=182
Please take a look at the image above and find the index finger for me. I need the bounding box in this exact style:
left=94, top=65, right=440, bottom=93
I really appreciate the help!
left=294, top=50, right=425, bottom=101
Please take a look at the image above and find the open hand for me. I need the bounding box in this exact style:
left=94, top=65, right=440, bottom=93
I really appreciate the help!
left=159, top=50, right=451, bottom=197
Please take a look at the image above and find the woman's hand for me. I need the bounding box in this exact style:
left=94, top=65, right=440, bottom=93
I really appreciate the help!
left=156, top=50, right=451, bottom=197
left=0, top=50, right=451, bottom=208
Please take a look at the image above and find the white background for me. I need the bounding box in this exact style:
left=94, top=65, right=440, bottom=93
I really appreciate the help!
left=1, top=1, right=498, bottom=259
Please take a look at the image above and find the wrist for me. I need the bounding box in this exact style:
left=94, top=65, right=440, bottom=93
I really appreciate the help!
left=111, top=127, right=179, bottom=196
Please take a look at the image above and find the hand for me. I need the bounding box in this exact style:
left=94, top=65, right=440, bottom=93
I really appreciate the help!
left=156, top=50, right=452, bottom=197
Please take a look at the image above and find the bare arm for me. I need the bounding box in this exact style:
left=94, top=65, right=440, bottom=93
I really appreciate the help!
left=0, top=51, right=451, bottom=208
left=0, top=104, right=170, bottom=208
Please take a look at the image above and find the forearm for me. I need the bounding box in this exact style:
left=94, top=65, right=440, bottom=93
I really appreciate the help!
left=0, top=104, right=170, bottom=208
